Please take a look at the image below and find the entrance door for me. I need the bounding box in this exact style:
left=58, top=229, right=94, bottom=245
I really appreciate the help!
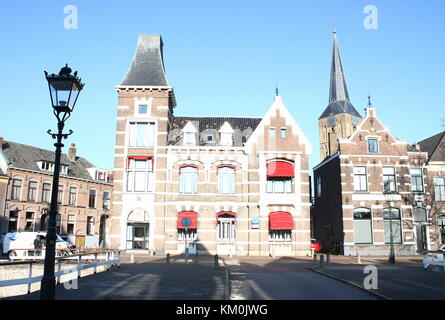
left=126, top=224, right=149, bottom=250
left=416, top=224, right=428, bottom=253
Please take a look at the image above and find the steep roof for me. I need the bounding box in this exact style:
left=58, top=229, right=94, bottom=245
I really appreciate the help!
left=416, top=131, right=445, bottom=162
left=120, top=35, right=169, bottom=87
left=319, top=31, right=362, bottom=120
left=2, top=140, right=99, bottom=181
left=169, top=116, right=262, bottom=147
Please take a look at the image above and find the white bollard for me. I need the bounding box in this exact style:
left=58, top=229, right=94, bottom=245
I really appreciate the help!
left=130, top=253, right=135, bottom=263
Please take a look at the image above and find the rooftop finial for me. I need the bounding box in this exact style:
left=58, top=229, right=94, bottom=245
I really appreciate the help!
left=275, top=83, right=279, bottom=97
left=368, top=95, right=372, bottom=107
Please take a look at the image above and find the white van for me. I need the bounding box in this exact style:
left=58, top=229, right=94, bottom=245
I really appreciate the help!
left=2, top=232, right=71, bottom=260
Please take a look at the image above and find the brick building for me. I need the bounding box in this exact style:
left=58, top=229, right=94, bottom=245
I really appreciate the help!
left=110, top=35, right=312, bottom=256
left=312, top=32, right=432, bottom=255
left=416, top=131, right=445, bottom=247
left=0, top=138, right=113, bottom=249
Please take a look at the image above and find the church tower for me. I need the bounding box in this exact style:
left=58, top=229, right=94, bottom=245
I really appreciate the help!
left=318, top=31, right=362, bottom=161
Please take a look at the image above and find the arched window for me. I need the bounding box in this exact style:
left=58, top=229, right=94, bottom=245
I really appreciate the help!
left=40, top=212, right=48, bottom=231
left=179, top=166, right=198, bottom=194
left=87, top=216, right=95, bottom=235
left=438, top=216, right=445, bottom=244
left=217, top=212, right=236, bottom=242
left=177, top=211, right=198, bottom=241
left=383, top=208, right=402, bottom=244
left=266, top=160, right=294, bottom=194
left=413, top=207, right=427, bottom=223
left=353, top=208, right=373, bottom=244
left=268, top=212, right=293, bottom=242
left=11, top=179, right=22, bottom=200
left=217, top=166, right=235, bottom=194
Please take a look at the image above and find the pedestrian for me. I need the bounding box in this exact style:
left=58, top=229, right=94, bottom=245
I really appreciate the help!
left=34, top=235, right=42, bottom=256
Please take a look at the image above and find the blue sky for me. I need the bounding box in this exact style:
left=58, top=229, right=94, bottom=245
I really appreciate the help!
left=0, top=0, right=444, bottom=171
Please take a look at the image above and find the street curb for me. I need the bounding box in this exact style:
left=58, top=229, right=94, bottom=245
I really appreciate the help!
left=306, top=266, right=392, bottom=300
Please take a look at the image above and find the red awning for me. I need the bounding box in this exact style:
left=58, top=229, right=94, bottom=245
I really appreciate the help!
left=216, top=211, right=236, bottom=221
left=269, top=212, right=294, bottom=230
left=128, top=156, right=151, bottom=160
left=177, top=211, right=198, bottom=229
left=267, top=161, right=294, bottom=177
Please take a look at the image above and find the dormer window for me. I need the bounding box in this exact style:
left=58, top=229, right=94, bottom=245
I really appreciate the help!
left=220, top=133, right=233, bottom=146
left=219, top=121, right=234, bottom=147
left=182, top=121, right=198, bottom=146
left=38, top=161, right=68, bottom=174
left=184, top=132, right=195, bottom=146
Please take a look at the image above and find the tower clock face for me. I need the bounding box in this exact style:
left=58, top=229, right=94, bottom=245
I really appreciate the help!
left=327, top=116, right=336, bottom=126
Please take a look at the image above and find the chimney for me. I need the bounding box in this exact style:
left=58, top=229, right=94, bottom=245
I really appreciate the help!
left=68, top=143, right=76, bottom=161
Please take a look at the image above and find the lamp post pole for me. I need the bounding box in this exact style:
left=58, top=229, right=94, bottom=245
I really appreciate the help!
left=384, top=181, right=396, bottom=265
left=388, top=204, right=396, bottom=264
left=40, top=65, right=83, bottom=300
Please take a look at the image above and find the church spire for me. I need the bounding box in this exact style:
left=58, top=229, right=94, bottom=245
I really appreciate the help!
left=329, top=29, right=350, bottom=103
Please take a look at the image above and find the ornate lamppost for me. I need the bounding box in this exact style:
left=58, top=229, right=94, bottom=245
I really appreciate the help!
left=383, top=181, right=396, bottom=264
left=40, top=65, right=84, bottom=300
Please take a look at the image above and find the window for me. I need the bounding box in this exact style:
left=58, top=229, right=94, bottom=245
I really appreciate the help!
left=87, top=216, right=95, bottom=235
left=280, top=128, right=287, bottom=138
left=103, top=191, right=110, bottom=210
left=316, top=176, right=322, bottom=198
left=353, top=167, right=368, bottom=192
left=25, top=212, right=34, bottom=232
left=383, top=167, right=397, bottom=193
left=179, top=166, right=198, bottom=194
left=67, top=215, right=75, bottom=234
left=410, top=168, right=424, bottom=192
left=183, top=132, right=195, bottom=146
left=27, top=181, right=38, bottom=202
left=69, top=187, right=77, bottom=206
left=438, top=216, right=445, bottom=244
left=178, top=229, right=197, bottom=241
left=435, top=177, right=445, bottom=201
left=413, top=207, right=427, bottom=223
left=57, top=185, right=64, bottom=204
left=269, top=230, right=292, bottom=242
left=353, top=208, right=373, bottom=244
left=42, top=183, right=51, bottom=203
left=269, top=128, right=276, bottom=138
left=11, top=179, right=22, bottom=200
left=220, top=133, right=232, bottom=146
left=89, top=190, right=96, bottom=208
left=217, top=166, right=235, bottom=194
left=217, top=215, right=236, bottom=242
left=56, top=214, right=61, bottom=234
left=383, top=208, right=402, bottom=244
left=267, top=178, right=292, bottom=193
left=8, top=210, right=19, bottom=232
left=126, top=158, right=153, bottom=192
left=129, top=122, right=155, bottom=147
left=138, top=104, right=148, bottom=114
left=207, top=135, right=213, bottom=142
left=40, top=212, right=48, bottom=231
left=368, top=138, right=379, bottom=153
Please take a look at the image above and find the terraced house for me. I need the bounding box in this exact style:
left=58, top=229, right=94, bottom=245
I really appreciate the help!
left=111, top=34, right=312, bottom=256
left=312, top=32, right=433, bottom=255
left=0, top=138, right=113, bottom=248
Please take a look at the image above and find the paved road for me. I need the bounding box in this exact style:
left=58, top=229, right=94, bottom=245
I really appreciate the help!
left=228, top=257, right=378, bottom=300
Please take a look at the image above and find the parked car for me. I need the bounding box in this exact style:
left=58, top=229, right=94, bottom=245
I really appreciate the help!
left=2, top=232, right=72, bottom=260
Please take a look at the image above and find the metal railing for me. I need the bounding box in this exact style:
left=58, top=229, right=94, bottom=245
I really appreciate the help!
left=0, top=249, right=121, bottom=294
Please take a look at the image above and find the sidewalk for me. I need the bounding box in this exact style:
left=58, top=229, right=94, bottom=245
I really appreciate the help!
left=308, top=255, right=445, bottom=300
left=5, top=254, right=229, bottom=300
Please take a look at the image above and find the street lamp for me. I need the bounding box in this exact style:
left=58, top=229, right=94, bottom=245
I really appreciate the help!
left=383, top=181, right=396, bottom=264
left=40, top=64, right=84, bottom=300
